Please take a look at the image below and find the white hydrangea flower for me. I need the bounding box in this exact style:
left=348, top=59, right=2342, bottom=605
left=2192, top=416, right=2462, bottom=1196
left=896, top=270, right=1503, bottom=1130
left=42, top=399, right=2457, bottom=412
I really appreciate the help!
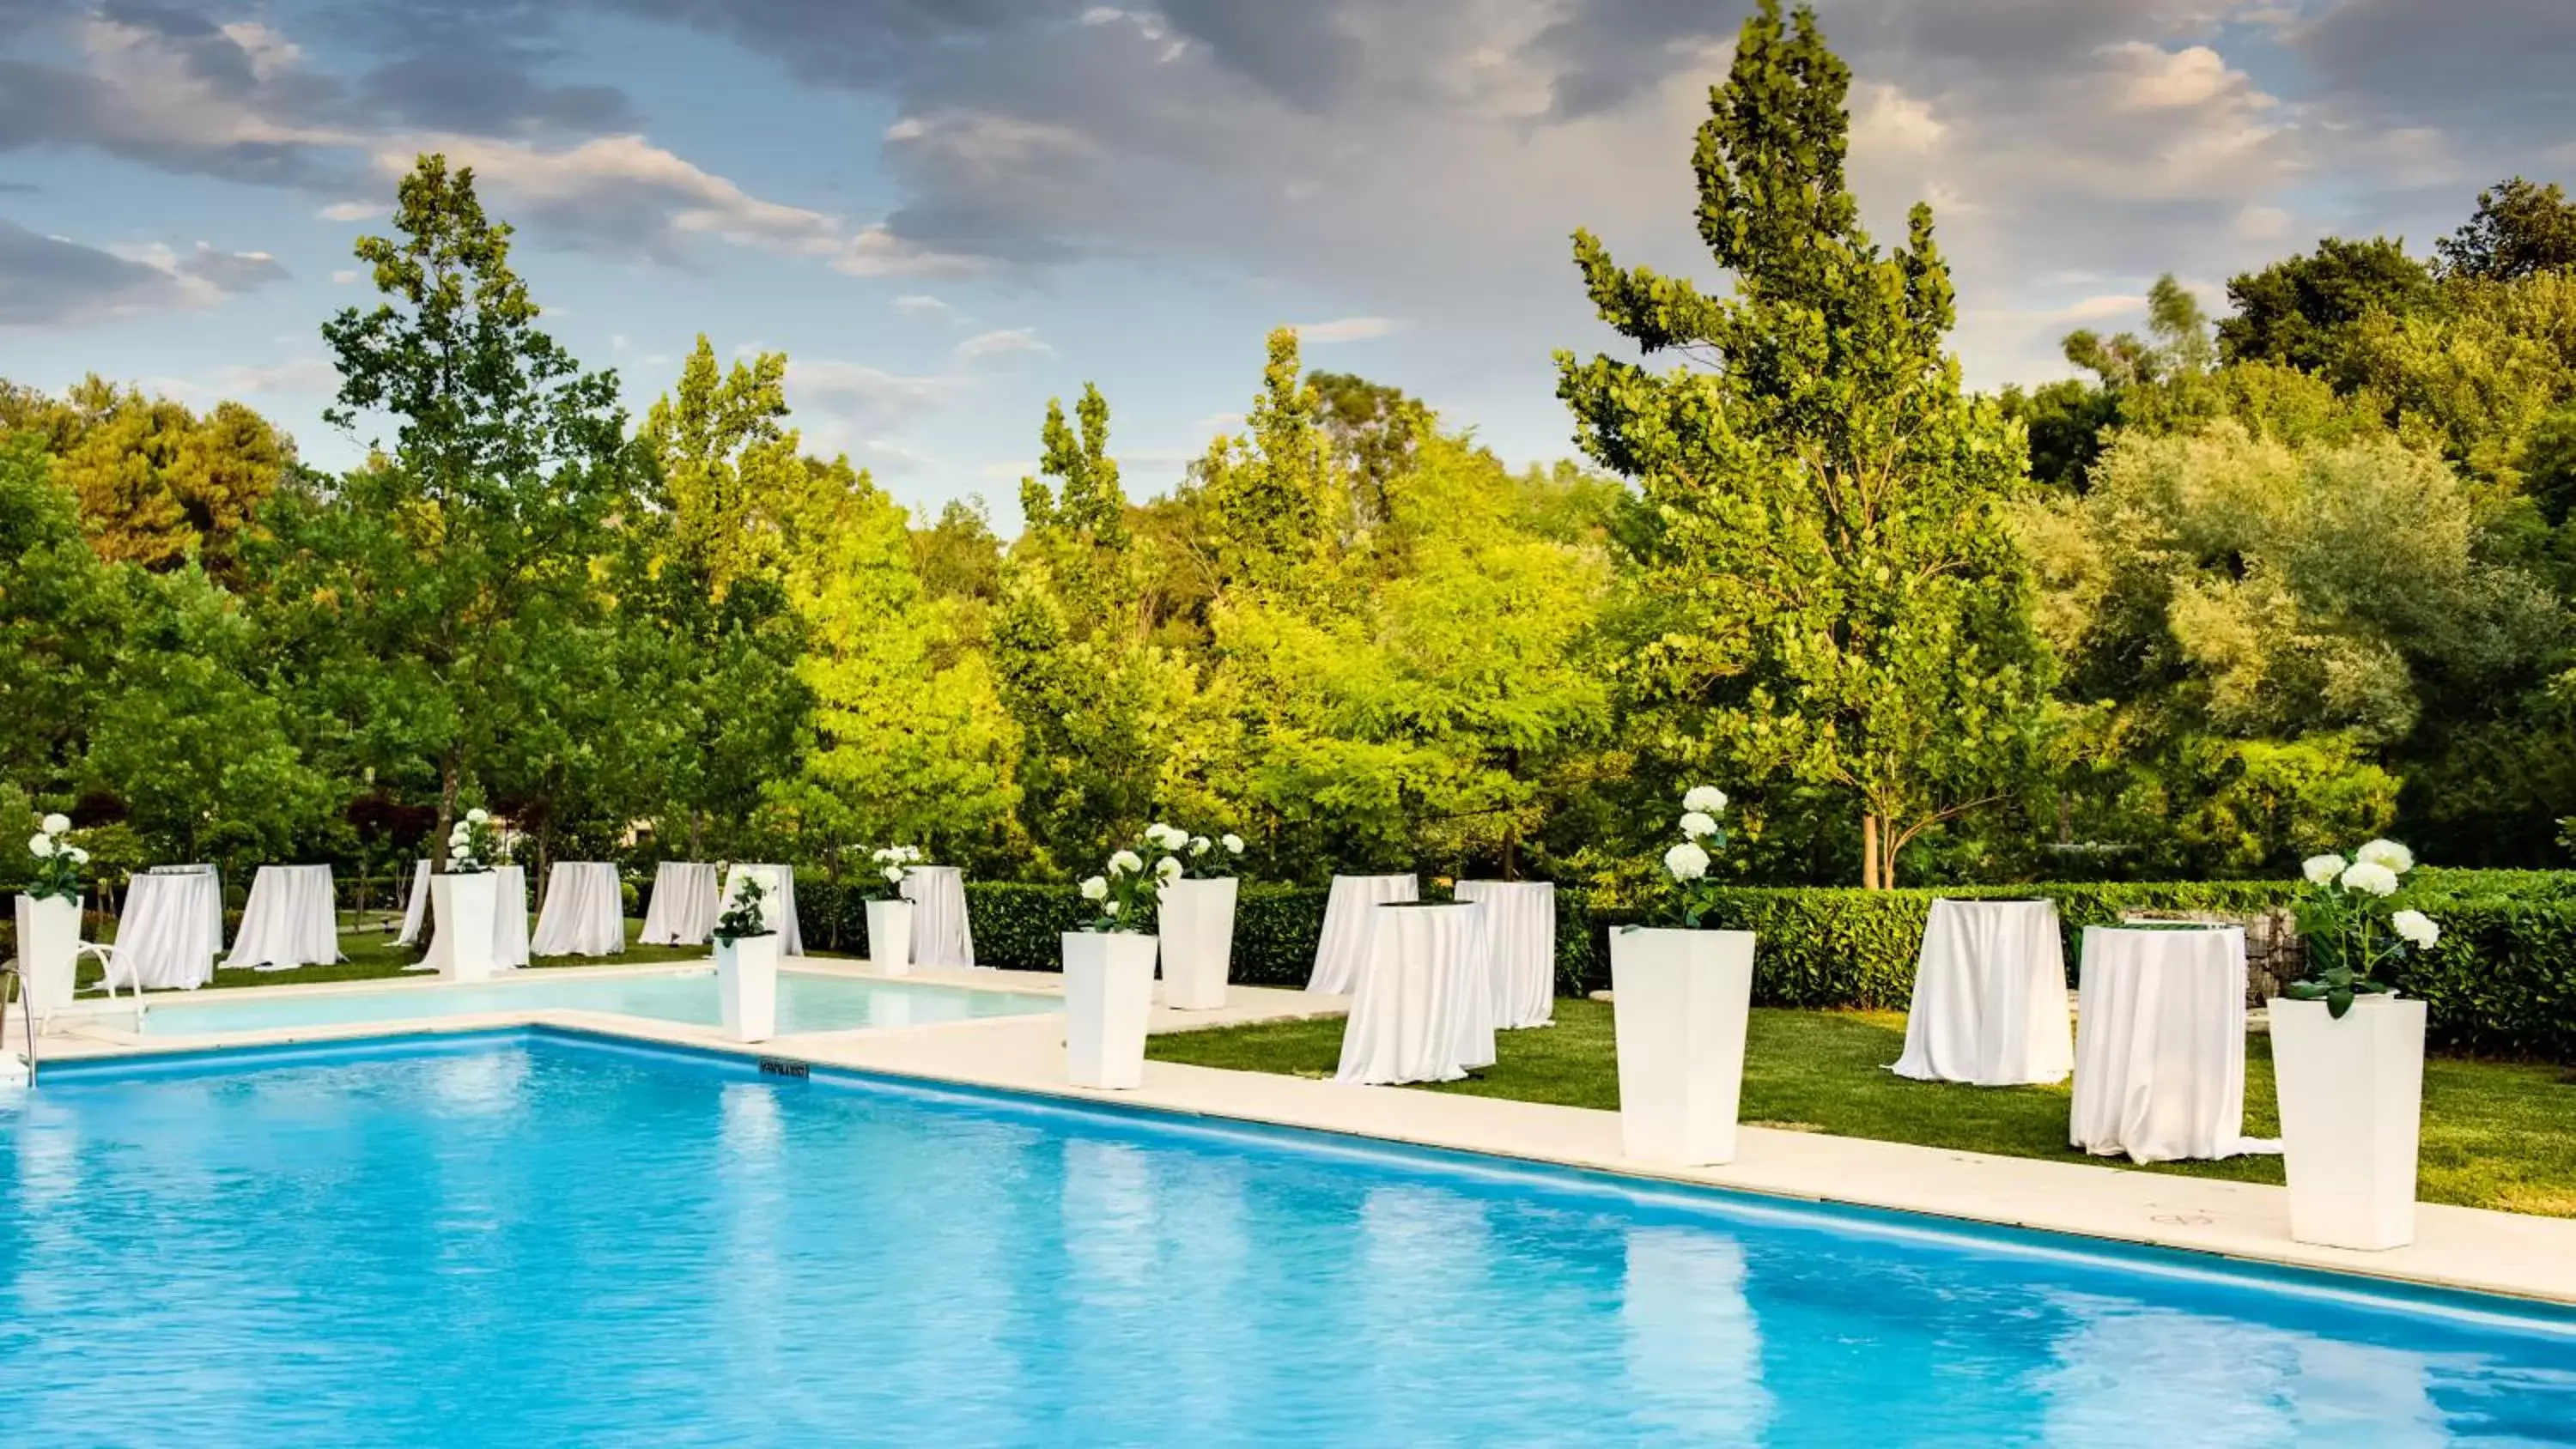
left=871, top=848, right=895, bottom=863
left=1680, top=787, right=1726, bottom=814
left=902, top=846, right=923, bottom=862
left=63, top=846, right=88, bottom=865
left=1189, top=835, right=1211, bottom=856
left=1079, top=876, right=1109, bottom=901
left=1678, top=810, right=1718, bottom=840
left=1103, top=900, right=1121, bottom=919
left=1155, top=856, right=1184, bottom=882
left=1109, top=850, right=1143, bottom=876
left=2340, top=861, right=2399, bottom=897
left=2354, top=839, right=2415, bottom=874
left=2301, top=854, right=2345, bottom=887
left=465, top=808, right=489, bottom=825
left=881, top=865, right=905, bottom=884
left=2391, top=909, right=2439, bottom=949
left=39, top=813, right=70, bottom=836
left=1221, top=834, right=1244, bottom=854
left=27, top=834, right=52, bottom=858
left=1663, top=841, right=1710, bottom=882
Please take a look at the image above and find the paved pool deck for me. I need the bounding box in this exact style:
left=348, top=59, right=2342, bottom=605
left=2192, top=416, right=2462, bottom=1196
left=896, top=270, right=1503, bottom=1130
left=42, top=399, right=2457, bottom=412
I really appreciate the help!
left=24, top=956, right=2576, bottom=1310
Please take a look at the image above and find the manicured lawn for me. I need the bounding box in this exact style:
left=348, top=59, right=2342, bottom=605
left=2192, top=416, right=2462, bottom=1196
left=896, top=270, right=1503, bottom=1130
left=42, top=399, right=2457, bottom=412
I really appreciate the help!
left=1145, top=999, right=2576, bottom=1218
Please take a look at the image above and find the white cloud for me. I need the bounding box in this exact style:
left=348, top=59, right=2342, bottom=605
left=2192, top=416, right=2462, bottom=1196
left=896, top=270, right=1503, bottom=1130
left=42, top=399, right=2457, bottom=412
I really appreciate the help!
left=317, top=200, right=376, bottom=222
left=892, top=294, right=962, bottom=322
left=953, top=327, right=1054, bottom=363
left=330, top=268, right=359, bottom=285
left=1291, top=317, right=1402, bottom=343
left=834, top=225, right=992, bottom=279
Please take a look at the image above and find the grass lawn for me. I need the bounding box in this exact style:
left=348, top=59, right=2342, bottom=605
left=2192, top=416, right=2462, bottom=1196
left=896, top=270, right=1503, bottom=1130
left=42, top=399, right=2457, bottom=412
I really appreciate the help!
left=1146, top=999, right=2576, bottom=1219
left=78, top=917, right=710, bottom=993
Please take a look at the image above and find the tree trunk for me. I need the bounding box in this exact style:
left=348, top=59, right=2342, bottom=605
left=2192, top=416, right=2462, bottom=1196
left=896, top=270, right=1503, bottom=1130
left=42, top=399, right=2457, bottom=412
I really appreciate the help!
left=689, top=809, right=705, bottom=859
left=432, top=748, right=463, bottom=876
left=1861, top=812, right=1881, bottom=890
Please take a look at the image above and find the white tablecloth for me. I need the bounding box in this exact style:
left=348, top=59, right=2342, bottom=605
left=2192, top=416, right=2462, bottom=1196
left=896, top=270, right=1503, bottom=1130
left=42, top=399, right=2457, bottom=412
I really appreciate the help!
left=225, top=864, right=341, bottom=972
left=531, top=862, right=625, bottom=958
left=146, top=864, right=224, bottom=951
left=492, top=865, right=532, bottom=969
left=108, top=870, right=222, bottom=989
left=1307, top=874, right=1419, bottom=994
left=723, top=863, right=805, bottom=957
left=1453, top=879, right=1556, bottom=1029
left=396, top=859, right=430, bottom=946
left=897, top=864, right=967, bottom=967
left=1891, top=899, right=2074, bottom=1086
left=1336, top=902, right=1492, bottom=1084
left=2069, top=926, right=2281, bottom=1163
left=640, top=861, right=720, bottom=946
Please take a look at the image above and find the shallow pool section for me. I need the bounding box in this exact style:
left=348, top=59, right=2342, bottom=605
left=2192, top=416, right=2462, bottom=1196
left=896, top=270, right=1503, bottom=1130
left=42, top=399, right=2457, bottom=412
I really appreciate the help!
left=3, top=1035, right=2570, bottom=1446
left=128, top=969, right=1054, bottom=1037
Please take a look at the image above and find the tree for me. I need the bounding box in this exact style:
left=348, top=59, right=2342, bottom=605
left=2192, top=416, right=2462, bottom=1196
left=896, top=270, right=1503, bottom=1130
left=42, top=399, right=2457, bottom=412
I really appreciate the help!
left=1307, top=371, right=1429, bottom=529
left=1, top=376, right=291, bottom=579
left=1193, top=330, right=1340, bottom=597
left=2218, top=237, right=2437, bottom=376
left=0, top=433, right=125, bottom=794
left=2437, top=177, right=2576, bottom=282
left=307, top=153, right=637, bottom=864
left=1555, top=0, right=2054, bottom=887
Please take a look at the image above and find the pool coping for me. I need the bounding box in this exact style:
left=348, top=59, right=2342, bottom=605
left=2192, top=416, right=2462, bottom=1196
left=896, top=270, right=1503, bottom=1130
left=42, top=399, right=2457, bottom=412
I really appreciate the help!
left=20, top=968, right=2576, bottom=1313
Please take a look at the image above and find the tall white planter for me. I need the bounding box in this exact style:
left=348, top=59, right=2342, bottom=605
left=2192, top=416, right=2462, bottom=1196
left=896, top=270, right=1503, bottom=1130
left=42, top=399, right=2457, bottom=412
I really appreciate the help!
left=2269, top=996, right=2427, bottom=1251
left=866, top=899, right=914, bottom=977
left=1063, top=931, right=1157, bottom=1088
left=13, top=894, right=80, bottom=1022
left=715, top=932, right=783, bottom=1043
left=1157, top=876, right=1238, bottom=1011
left=429, top=871, right=501, bottom=983
left=1610, top=927, right=1757, bottom=1167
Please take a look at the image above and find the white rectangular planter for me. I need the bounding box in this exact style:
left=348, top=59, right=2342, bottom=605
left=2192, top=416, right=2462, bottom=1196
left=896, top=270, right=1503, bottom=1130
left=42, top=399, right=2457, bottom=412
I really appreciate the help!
left=1063, top=931, right=1157, bottom=1089
left=866, top=899, right=914, bottom=977
left=430, top=871, right=501, bottom=983
left=1610, top=927, right=1757, bottom=1167
left=1157, top=876, right=1238, bottom=1011
left=715, top=932, right=783, bottom=1043
left=2269, top=996, right=2427, bottom=1251
left=13, top=894, right=80, bottom=1022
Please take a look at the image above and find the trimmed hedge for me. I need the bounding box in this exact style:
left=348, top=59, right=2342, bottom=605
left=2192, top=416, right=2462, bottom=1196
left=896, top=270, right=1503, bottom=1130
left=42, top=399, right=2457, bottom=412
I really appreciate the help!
left=789, top=872, right=2574, bottom=1062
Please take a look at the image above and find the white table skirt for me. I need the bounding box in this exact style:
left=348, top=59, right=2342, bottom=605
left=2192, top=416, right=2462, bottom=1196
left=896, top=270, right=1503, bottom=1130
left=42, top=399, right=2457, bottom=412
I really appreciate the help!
left=531, top=862, right=625, bottom=958
left=1891, top=899, right=2075, bottom=1086
left=492, top=865, right=532, bottom=969
left=2069, top=926, right=2281, bottom=1163
left=641, top=861, right=720, bottom=946
left=225, top=864, right=341, bottom=972
left=108, top=870, right=222, bottom=989
left=146, top=864, right=224, bottom=951
left=1307, top=874, right=1419, bottom=994
left=396, top=859, right=430, bottom=946
left=1454, top=880, right=1556, bottom=1029
left=1336, top=902, right=1491, bottom=1085
left=897, top=864, right=968, bottom=967
left=724, top=864, right=805, bottom=957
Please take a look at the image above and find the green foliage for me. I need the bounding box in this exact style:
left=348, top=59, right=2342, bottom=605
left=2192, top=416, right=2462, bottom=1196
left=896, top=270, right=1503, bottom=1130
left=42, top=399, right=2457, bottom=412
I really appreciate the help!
left=2437, top=177, right=2576, bottom=282
left=714, top=873, right=769, bottom=944
left=2218, top=237, right=2437, bottom=376
left=0, top=376, right=291, bottom=579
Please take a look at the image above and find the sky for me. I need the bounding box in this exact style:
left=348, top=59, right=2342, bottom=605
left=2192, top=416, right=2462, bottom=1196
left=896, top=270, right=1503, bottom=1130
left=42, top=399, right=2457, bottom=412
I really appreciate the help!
left=2, top=0, right=2571, bottom=531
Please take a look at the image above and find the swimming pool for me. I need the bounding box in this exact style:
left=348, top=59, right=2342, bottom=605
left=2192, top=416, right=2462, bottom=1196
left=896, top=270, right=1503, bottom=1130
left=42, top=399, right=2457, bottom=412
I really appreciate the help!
left=3, top=1034, right=2568, bottom=1445
left=123, top=969, right=1056, bottom=1037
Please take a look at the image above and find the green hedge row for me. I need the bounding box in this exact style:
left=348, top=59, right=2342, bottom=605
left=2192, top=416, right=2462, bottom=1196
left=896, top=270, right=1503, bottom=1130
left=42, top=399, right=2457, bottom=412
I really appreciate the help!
left=787, top=873, right=2573, bottom=1061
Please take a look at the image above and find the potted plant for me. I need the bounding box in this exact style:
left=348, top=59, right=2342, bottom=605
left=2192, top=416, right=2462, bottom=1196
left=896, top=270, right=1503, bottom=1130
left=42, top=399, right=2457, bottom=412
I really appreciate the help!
left=1609, top=786, right=1755, bottom=1166
left=2271, top=840, right=2436, bottom=1251
left=430, top=808, right=504, bottom=983
left=1147, top=822, right=1247, bottom=1011
left=713, top=874, right=781, bottom=1043
left=15, top=812, right=89, bottom=1022
left=1062, top=840, right=1161, bottom=1088
left=862, top=845, right=923, bottom=976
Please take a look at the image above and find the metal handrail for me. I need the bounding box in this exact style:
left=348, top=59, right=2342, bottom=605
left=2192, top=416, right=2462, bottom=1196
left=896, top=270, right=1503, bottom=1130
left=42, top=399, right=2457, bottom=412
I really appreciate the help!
left=0, top=965, right=33, bottom=1086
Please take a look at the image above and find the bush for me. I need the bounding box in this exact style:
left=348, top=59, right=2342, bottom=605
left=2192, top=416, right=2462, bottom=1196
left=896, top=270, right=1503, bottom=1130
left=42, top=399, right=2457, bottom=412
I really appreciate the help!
left=789, top=870, right=2576, bottom=1061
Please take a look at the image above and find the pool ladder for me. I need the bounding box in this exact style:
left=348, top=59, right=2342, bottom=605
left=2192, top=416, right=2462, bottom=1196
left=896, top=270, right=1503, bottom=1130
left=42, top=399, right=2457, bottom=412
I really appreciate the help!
left=0, top=965, right=35, bottom=1086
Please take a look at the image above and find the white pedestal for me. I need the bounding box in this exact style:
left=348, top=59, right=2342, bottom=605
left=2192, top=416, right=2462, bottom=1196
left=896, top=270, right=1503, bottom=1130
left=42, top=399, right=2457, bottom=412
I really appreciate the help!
left=13, top=894, right=80, bottom=1022
left=715, top=933, right=782, bottom=1043
left=1157, top=876, right=1237, bottom=1010
left=1610, top=927, right=1756, bottom=1166
left=2269, top=996, right=2427, bottom=1251
left=1064, top=931, right=1157, bottom=1088
left=866, top=899, right=914, bottom=977
left=430, top=872, right=501, bottom=983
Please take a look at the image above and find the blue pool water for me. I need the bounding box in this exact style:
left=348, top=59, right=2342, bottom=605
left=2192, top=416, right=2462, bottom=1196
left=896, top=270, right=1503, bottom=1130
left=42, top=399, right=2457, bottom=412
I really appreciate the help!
left=129, top=969, right=1055, bottom=1037
left=1, top=1034, right=2568, bottom=1446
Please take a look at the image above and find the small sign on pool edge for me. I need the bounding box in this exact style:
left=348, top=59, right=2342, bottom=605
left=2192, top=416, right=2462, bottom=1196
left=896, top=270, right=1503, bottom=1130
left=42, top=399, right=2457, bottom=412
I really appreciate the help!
left=757, top=1058, right=810, bottom=1081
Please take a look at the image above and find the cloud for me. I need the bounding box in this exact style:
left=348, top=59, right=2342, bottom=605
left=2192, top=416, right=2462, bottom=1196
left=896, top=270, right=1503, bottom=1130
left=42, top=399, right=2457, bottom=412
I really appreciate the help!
left=316, top=199, right=376, bottom=221
left=1291, top=316, right=1400, bottom=343
left=952, top=326, right=1053, bottom=363
left=0, top=221, right=284, bottom=326
left=784, top=356, right=974, bottom=437
left=891, top=292, right=961, bottom=321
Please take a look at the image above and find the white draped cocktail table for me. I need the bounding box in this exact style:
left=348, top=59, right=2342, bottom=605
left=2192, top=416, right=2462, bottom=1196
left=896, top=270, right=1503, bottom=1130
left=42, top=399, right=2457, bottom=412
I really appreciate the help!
left=1306, top=874, right=1419, bottom=995
left=1891, top=899, right=2074, bottom=1086
left=723, top=864, right=805, bottom=957
left=897, top=864, right=969, bottom=967
left=1335, top=901, right=1492, bottom=1085
left=226, top=865, right=340, bottom=972
left=1453, top=879, right=1556, bottom=1029
left=641, top=861, right=720, bottom=946
left=109, top=870, right=222, bottom=989
left=2069, top=925, right=2281, bottom=1164
left=531, top=862, right=625, bottom=958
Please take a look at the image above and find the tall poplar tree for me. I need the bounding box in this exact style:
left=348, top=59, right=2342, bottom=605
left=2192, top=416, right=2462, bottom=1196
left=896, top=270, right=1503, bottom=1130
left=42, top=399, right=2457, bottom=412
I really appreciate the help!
left=1556, top=0, right=2051, bottom=887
